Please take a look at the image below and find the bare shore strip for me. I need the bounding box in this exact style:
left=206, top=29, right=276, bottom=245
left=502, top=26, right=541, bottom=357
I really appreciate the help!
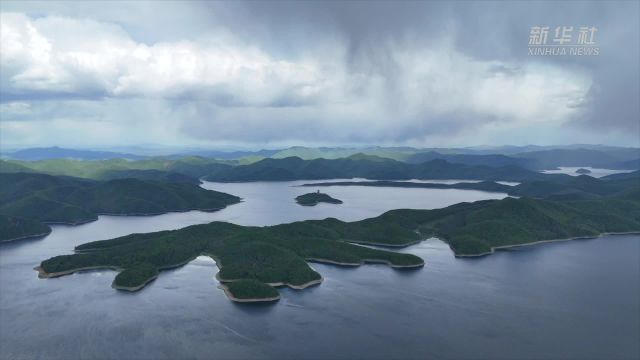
left=35, top=265, right=123, bottom=278
left=46, top=206, right=229, bottom=226
left=453, top=231, right=640, bottom=258
left=305, top=257, right=424, bottom=268
left=342, top=230, right=426, bottom=249
left=344, top=238, right=422, bottom=248
left=3, top=206, right=232, bottom=243
left=1, top=230, right=52, bottom=243
left=214, top=273, right=324, bottom=290
left=217, top=284, right=280, bottom=303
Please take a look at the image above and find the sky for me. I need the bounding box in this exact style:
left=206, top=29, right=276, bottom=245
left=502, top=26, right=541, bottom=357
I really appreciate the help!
left=0, top=0, right=638, bottom=150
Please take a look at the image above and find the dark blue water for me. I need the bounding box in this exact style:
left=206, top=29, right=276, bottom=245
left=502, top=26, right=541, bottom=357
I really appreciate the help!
left=0, top=182, right=638, bottom=360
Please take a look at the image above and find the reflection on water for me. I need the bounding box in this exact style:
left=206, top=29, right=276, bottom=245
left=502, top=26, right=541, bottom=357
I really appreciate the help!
left=0, top=181, right=638, bottom=360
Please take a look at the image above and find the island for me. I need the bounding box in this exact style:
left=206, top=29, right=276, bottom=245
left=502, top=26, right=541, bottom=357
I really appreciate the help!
left=0, top=173, right=241, bottom=242
left=295, top=191, right=343, bottom=206
left=37, top=173, right=640, bottom=302
left=576, top=168, right=592, bottom=174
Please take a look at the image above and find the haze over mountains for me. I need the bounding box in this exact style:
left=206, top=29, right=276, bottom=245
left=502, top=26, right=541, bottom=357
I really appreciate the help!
left=3, top=145, right=639, bottom=171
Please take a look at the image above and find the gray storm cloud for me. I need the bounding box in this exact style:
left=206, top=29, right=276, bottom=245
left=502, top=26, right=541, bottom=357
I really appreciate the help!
left=0, top=0, right=637, bottom=147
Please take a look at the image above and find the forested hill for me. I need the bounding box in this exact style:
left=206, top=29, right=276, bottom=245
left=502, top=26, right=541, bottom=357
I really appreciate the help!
left=0, top=173, right=240, bottom=242
left=0, top=157, right=233, bottom=180
left=202, top=156, right=561, bottom=182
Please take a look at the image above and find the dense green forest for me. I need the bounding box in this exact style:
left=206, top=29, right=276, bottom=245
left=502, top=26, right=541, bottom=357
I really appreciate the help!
left=0, top=157, right=233, bottom=179
left=0, top=173, right=240, bottom=242
left=223, top=280, right=280, bottom=301
left=0, top=214, right=52, bottom=242
left=201, top=156, right=557, bottom=182
left=38, top=173, right=640, bottom=301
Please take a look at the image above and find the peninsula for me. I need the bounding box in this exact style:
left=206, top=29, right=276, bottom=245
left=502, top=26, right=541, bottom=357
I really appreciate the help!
left=0, top=173, right=241, bottom=242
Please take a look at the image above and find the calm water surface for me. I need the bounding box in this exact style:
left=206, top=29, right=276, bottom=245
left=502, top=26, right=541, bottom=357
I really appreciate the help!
left=541, top=167, right=636, bottom=178
left=0, top=181, right=638, bottom=360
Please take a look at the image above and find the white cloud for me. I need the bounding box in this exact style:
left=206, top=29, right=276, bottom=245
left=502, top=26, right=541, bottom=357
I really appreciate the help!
left=0, top=12, right=326, bottom=105
left=0, top=11, right=596, bottom=146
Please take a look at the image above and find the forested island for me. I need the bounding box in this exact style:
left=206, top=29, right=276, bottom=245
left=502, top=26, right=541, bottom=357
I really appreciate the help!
left=295, top=192, right=343, bottom=206
left=0, top=173, right=241, bottom=242
left=37, top=172, right=640, bottom=302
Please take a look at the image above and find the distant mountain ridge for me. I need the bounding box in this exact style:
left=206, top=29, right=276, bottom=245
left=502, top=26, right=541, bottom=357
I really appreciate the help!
left=405, top=151, right=534, bottom=168
left=513, top=148, right=640, bottom=169
left=5, top=147, right=147, bottom=161
left=203, top=155, right=562, bottom=182
left=4, top=145, right=638, bottom=171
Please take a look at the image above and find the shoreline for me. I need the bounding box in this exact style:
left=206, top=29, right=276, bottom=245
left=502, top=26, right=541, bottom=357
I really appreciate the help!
left=0, top=230, right=52, bottom=243
left=306, top=257, right=424, bottom=268
left=45, top=205, right=233, bottom=226
left=36, top=251, right=323, bottom=302
left=217, top=284, right=281, bottom=303
left=453, top=231, right=640, bottom=257
left=6, top=203, right=237, bottom=243
left=345, top=238, right=422, bottom=248
left=35, top=265, right=124, bottom=279
left=215, top=273, right=324, bottom=290
left=210, top=252, right=325, bottom=291
left=112, top=273, right=159, bottom=292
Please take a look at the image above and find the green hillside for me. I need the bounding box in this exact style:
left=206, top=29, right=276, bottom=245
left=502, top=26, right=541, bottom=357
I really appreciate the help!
left=0, top=157, right=232, bottom=180
left=99, top=169, right=200, bottom=184
left=0, top=215, right=52, bottom=242
left=270, top=146, right=415, bottom=161
left=0, top=160, right=36, bottom=173
left=0, top=173, right=240, bottom=242
left=203, top=156, right=557, bottom=182
left=4, top=154, right=587, bottom=184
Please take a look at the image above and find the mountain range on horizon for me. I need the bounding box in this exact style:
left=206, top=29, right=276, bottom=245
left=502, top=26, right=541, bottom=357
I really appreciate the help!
left=2, top=145, right=639, bottom=171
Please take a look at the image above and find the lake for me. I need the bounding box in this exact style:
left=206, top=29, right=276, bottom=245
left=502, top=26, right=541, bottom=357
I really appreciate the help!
left=0, top=181, right=638, bottom=360
left=541, top=166, right=636, bottom=178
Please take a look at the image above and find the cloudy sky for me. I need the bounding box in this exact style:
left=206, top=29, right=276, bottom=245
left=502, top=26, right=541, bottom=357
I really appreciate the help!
left=0, top=1, right=638, bottom=149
